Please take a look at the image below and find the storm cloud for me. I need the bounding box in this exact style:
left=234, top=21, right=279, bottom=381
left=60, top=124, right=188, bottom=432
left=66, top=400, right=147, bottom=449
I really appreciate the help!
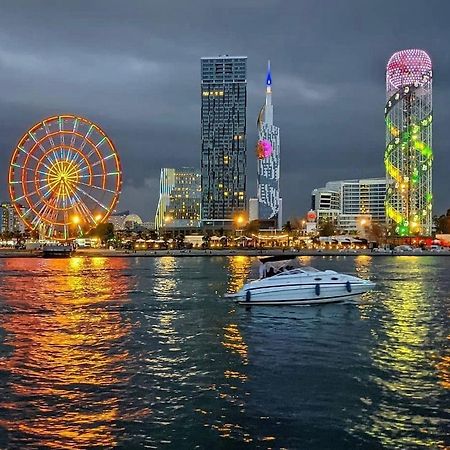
left=0, top=0, right=449, bottom=220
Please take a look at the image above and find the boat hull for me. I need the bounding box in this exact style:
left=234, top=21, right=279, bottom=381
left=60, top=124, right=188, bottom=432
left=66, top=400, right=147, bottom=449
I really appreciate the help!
left=41, top=245, right=73, bottom=258
left=232, top=282, right=375, bottom=306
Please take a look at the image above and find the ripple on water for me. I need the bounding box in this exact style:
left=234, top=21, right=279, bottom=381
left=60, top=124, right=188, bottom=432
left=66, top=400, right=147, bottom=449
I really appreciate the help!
left=0, top=255, right=448, bottom=449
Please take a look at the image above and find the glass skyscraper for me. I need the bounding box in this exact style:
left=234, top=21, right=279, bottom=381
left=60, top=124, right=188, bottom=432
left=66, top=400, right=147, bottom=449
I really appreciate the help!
left=201, top=56, right=247, bottom=228
left=154, top=168, right=201, bottom=231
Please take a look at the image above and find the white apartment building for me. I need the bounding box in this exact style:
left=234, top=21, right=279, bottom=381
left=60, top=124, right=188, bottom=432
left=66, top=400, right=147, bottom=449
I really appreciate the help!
left=311, top=178, right=387, bottom=233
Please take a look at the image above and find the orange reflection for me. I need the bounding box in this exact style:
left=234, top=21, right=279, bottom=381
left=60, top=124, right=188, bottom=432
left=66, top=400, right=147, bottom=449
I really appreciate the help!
left=0, top=257, right=133, bottom=449
left=437, top=343, right=450, bottom=390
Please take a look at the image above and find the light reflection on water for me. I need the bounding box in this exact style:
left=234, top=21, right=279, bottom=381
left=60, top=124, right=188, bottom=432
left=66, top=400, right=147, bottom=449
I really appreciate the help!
left=0, top=257, right=134, bottom=449
left=354, top=257, right=448, bottom=449
left=0, top=255, right=447, bottom=449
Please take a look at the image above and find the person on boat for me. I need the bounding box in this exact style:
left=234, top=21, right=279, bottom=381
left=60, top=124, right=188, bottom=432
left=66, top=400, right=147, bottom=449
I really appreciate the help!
left=259, top=263, right=267, bottom=279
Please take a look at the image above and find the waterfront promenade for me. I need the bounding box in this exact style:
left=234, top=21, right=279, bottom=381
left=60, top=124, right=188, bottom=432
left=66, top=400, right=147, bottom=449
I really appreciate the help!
left=1, top=248, right=450, bottom=258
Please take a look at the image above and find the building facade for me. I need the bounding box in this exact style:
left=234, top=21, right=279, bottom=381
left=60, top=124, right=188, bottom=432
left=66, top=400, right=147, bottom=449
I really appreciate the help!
left=155, top=168, right=201, bottom=231
left=312, top=178, right=387, bottom=233
left=201, top=56, right=247, bottom=229
left=248, top=198, right=259, bottom=223
left=108, top=211, right=144, bottom=231
left=0, top=202, right=25, bottom=234
left=385, top=49, right=433, bottom=236
left=311, top=187, right=341, bottom=225
left=257, top=61, right=281, bottom=229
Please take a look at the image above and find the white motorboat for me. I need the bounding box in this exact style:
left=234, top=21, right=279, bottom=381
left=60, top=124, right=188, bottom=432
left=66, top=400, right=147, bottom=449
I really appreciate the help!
left=226, top=256, right=375, bottom=306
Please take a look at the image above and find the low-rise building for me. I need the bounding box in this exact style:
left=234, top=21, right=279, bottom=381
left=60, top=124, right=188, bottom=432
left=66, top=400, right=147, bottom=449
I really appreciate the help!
left=108, top=211, right=143, bottom=231
left=0, top=202, right=25, bottom=234
left=311, top=178, right=387, bottom=233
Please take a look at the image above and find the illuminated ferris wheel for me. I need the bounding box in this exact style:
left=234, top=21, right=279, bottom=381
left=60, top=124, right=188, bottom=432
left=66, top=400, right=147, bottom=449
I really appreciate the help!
left=8, top=115, right=122, bottom=240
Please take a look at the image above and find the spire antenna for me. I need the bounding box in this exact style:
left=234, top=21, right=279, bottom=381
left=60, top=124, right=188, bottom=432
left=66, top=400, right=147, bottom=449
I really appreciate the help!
left=266, top=60, right=272, bottom=87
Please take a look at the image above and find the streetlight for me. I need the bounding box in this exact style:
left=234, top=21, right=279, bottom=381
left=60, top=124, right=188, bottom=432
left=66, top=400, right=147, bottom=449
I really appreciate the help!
left=233, top=213, right=247, bottom=243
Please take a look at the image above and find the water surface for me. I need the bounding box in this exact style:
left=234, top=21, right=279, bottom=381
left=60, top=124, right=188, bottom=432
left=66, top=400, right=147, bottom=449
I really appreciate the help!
left=0, top=256, right=448, bottom=449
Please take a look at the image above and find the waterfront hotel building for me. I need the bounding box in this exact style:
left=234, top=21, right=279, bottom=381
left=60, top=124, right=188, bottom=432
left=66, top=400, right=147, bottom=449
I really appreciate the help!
left=200, top=56, right=247, bottom=229
left=312, top=178, right=387, bottom=233
left=155, top=168, right=201, bottom=231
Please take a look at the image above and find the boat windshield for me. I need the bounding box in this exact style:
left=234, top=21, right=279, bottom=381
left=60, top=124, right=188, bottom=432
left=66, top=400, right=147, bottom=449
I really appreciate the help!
left=272, top=266, right=320, bottom=277
left=252, top=257, right=321, bottom=279
left=299, top=266, right=320, bottom=273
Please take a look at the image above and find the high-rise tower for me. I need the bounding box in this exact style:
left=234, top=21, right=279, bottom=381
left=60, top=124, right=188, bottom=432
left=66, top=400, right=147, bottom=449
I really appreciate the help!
left=256, top=61, right=281, bottom=228
left=385, top=49, right=433, bottom=236
left=201, top=56, right=247, bottom=229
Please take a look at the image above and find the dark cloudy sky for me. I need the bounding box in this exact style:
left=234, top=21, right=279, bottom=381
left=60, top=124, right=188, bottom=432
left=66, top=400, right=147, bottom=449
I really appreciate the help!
left=0, top=0, right=449, bottom=221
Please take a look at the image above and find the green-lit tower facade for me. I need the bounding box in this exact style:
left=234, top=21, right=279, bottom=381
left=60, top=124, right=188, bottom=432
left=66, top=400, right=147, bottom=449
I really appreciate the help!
left=385, top=49, right=433, bottom=237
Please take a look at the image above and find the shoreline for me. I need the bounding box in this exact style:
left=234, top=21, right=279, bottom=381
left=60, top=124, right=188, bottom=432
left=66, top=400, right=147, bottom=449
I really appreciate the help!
left=1, top=248, right=450, bottom=258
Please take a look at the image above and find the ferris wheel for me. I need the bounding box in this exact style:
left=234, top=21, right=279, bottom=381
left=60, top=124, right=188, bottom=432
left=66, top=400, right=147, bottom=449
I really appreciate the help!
left=8, top=115, right=122, bottom=240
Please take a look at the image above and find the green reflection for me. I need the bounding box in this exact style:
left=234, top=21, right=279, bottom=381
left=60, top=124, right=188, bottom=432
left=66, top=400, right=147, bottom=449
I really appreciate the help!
left=357, top=257, right=445, bottom=448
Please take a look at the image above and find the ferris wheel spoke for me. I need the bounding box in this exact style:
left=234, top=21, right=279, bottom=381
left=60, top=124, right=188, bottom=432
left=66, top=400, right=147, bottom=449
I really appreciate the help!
left=63, top=208, right=69, bottom=239
left=44, top=150, right=59, bottom=168
left=79, top=124, right=94, bottom=152
left=18, top=147, right=52, bottom=171
left=12, top=164, right=48, bottom=177
left=28, top=131, right=48, bottom=155
left=19, top=178, right=48, bottom=184
left=53, top=184, right=65, bottom=212
left=74, top=184, right=110, bottom=213
left=70, top=119, right=79, bottom=148
left=32, top=201, right=54, bottom=226
left=79, top=171, right=120, bottom=179
left=71, top=190, right=96, bottom=223
left=66, top=155, right=85, bottom=176
left=90, top=153, right=114, bottom=168
left=76, top=180, right=117, bottom=194
left=23, top=193, right=46, bottom=219
left=63, top=149, right=91, bottom=176
left=43, top=121, right=55, bottom=147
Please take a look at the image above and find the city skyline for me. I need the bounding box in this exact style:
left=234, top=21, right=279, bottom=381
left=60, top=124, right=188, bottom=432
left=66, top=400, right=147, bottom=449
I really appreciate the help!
left=0, top=1, right=449, bottom=221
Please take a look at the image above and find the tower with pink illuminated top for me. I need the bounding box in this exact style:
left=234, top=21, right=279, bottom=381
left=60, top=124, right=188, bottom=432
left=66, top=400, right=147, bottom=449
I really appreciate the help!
left=256, top=61, right=281, bottom=228
left=385, top=49, right=433, bottom=236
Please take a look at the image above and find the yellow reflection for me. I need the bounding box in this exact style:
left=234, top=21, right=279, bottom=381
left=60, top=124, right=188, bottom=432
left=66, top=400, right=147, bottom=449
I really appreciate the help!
left=222, top=324, right=248, bottom=365
left=354, top=254, right=373, bottom=276
left=298, top=255, right=314, bottom=266
left=206, top=256, right=253, bottom=441
left=0, top=257, right=136, bottom=449
left=154, top=256, right=178, bottom=297
left=227, top=255, right=252, bottom=294
left=358, top=257, right=445, bottom=448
